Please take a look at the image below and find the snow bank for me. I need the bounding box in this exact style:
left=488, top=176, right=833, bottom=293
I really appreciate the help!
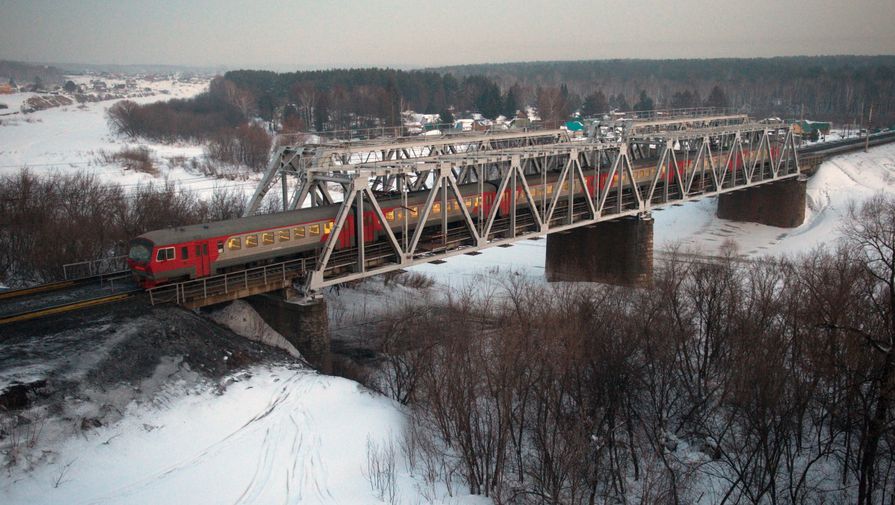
left=207, top=300, right=303, bottom=359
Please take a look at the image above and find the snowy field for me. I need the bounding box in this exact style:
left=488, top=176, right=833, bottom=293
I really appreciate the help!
left=0, top=76, right=262, bottom=200
left=3, top=82, right=895, bottom=503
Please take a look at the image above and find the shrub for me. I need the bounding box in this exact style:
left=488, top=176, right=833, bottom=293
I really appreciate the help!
left=99, top=146, right=156, bottom=175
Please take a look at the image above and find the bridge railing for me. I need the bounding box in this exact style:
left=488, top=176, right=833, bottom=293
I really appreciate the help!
left=63, top=255, right=128, bottom=280
left=147, top=256, right=313, bottom=307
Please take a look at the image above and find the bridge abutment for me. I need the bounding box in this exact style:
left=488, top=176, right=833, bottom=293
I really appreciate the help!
left=716, top=176, right=807, bottom=228
left=545, top=215, right=653, bottom=287
left=246, top=292, right=331, bottom=372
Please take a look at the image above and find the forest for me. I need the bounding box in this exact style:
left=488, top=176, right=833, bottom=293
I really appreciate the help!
left=109, top=56, right=894, bottom=148
left=434, top=56, right=895, bottom=125
left=357, top=195, right=895, bottom=505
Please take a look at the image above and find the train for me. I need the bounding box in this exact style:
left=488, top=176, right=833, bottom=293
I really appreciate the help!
left=127, top=147, right=770, bottom=287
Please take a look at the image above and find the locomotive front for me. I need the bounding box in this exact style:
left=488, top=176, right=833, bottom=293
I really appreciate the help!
left=127, top=237, right=155, bottom=287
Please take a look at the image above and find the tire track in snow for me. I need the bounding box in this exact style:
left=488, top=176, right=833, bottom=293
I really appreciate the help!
left=79, top=370, right=311, bottom=505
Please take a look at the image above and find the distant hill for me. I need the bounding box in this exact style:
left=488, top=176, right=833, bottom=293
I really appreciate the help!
left=0, top=60, right=65, bottom=86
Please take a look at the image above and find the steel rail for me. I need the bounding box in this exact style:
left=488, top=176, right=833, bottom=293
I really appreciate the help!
left=0, top=269, right=131, bottom=301
left=0, top=289, right=143, bottom=326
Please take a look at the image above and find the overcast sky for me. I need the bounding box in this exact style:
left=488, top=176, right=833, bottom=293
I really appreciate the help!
left=1, top=0, right=893, bottom=69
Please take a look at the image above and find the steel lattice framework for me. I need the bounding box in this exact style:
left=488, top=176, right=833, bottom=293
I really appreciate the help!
left=245, top=129, right=572, bottom=215
left=247, top=115, right=799, bottom=297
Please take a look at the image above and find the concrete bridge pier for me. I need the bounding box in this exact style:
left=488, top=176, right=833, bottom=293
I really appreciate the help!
left=545, top=214, right=653, bottom=287
left=247, top=291, right=331, bottom=372
left=716, top=176, right=807, bottom=228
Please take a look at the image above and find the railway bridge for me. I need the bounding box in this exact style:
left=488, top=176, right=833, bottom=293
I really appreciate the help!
left=6, top=110, right=894, bottom=367
left=148, top=109, right=802, bottom=311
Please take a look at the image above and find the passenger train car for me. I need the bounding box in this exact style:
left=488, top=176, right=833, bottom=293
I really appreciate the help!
left=127, top=148, right=771, bottom=287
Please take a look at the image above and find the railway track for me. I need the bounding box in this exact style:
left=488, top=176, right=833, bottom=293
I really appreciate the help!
left=0, top=270, right=131, bottom=301
left=0, top=289, right=143, bottom=326
left=0, top=270, right=139, bottom=326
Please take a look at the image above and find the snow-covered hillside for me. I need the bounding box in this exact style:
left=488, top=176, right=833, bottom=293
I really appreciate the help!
left=3, top=367, right=486, bottom=505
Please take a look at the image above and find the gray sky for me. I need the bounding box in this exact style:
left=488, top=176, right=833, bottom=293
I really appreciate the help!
left=1, top=0, right=893, bottom=69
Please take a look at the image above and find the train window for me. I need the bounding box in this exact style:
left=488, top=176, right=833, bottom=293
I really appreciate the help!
left=295, top=226, right=305, bottom=238
left=386, top=210, right=395, bottom=221
left=203, top=244, right=208, bottom=255
left=262, top=232, right=275, bottom=245
left=156, top=247, right=175, bottom=261
left=395, top=209, right=402, bottom=220
left=228, top=237, right=241, bottom=250
left=547, top=184, right=553, bottom=194
left=181, top=247, right=189, bottom=259
left=217, top=241, right=224, bottom=253
left=309, top=224, right=320, bottom=236
left=278, top=229, right=291, bottom=241
left=409, top=206, right=418, bottom=216
left=246, top=235, right=258, bottom=248
left=432, top=202, right=441, bottom=215
left=195, top=245, right=201, bottom=256
left=323, top=222, right=333, bottom=234
left=465, top=198, right=472, bottom=208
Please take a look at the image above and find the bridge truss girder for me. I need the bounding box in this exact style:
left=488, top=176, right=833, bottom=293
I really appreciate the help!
left=296, top=123, right=799, bottom=296
left=245, top=129, right=571, bottom=216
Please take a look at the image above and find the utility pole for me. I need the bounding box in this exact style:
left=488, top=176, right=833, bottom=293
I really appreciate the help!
left=865, top=104, right=873, bottom=153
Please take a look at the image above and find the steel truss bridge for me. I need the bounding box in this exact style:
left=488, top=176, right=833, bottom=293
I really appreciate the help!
left=148, top=111, right=801, bottom=307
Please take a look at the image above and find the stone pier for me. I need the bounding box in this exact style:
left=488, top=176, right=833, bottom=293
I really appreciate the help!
left=546, top=215, right=653, bottom=287
left=716, top=176, right=807, bottom=228
left=246, top=292, right=331, bottom=372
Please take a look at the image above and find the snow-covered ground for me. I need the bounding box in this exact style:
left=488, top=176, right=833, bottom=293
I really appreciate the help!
left=0, top=76, right=263, bottom=200
left=3, top=366, right=485, bottom=505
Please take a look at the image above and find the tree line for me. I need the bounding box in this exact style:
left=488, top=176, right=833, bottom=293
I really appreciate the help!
left=435, top=56, right=895, bottom=125
left=363, top=195, right=895, bottom=504
left=0, top=170, right=255, bottom=285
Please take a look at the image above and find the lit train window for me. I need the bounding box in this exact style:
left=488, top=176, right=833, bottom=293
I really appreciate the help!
left=547, top=184, right=553, bottom=194
left=465, top=198, right=472, bottom=208
left=262, top=232, right=275, bottom=245
left=294, top=226, right=306, bottom=238
left=309, top=224, right=320, bottom=236
left=432, top=203, right=441, bottom=214
left=217, top=241, right=224, bottom=253
left=245, top=235, right=258, bottom=248
left=386, top=210, right=395, bottom=221
left=278, top=229, right=291, bottom=241
left=227, top=237, right=241, bottom=250
left=323, top=222, right=333, bottom=234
